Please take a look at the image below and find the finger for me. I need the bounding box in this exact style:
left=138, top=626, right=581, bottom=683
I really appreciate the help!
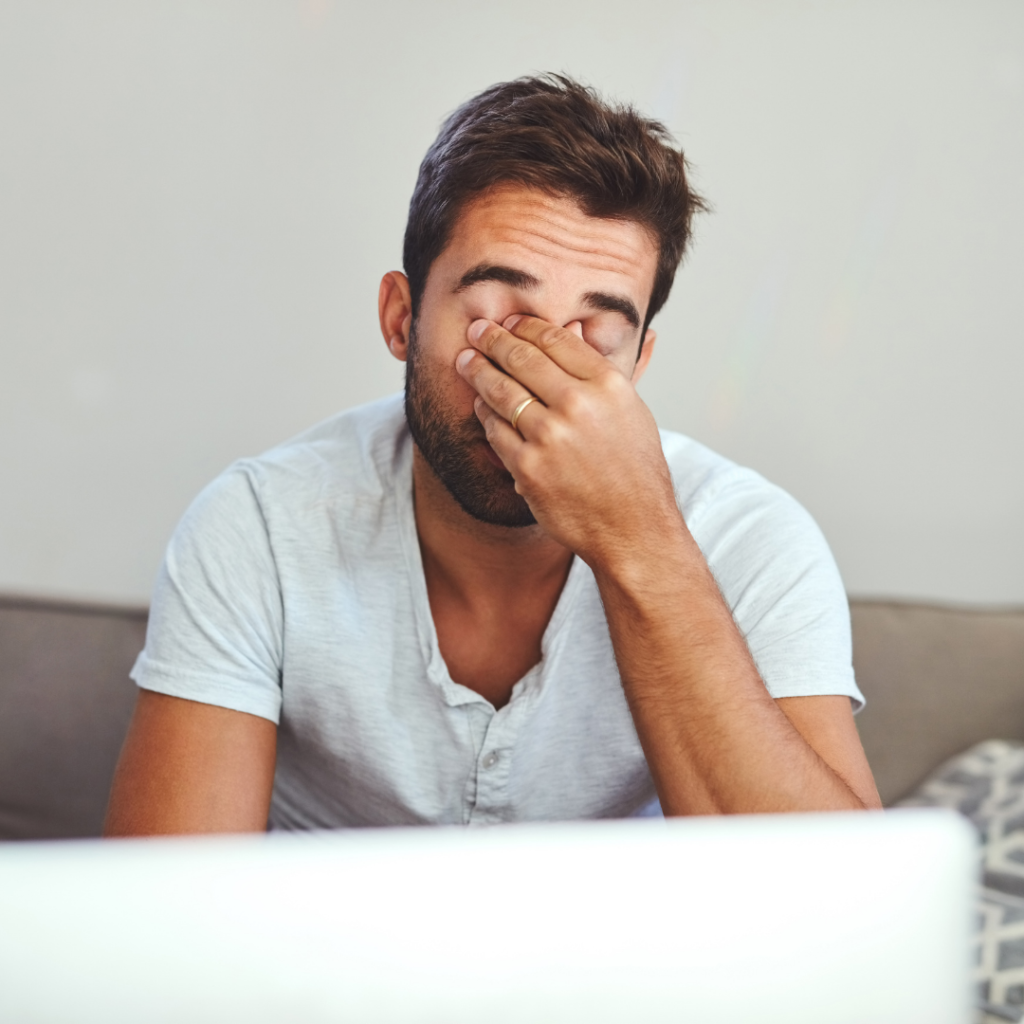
left=473, top=396, right=525, bottom=468
left=502, top=314, right=608, bottom=380
left=456, top=347, right=540, bottom=428
left=466, top=318, right=570, bottom=404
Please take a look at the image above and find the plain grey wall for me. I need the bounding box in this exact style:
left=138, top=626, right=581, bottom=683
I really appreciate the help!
left=1, top=0, right=1021, bottom=605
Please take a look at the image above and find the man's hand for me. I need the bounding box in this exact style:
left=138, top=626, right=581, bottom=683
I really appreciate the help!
left=457, top=312, right=881, bottom=816
left=456, top=314, right=677, bottom=568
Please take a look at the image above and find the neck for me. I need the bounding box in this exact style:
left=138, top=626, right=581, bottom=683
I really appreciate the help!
left=411, top=448, right=573, bottom=606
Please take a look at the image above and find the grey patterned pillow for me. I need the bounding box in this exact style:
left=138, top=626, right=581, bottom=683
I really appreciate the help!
left=976, top=889, right=1024, bottom=1022
left=898, top=740, right=1024, bottom=1023
left=899, top=740, right=1024, bottom=898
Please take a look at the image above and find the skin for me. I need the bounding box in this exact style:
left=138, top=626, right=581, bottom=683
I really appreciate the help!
left=105, top=185, right=880, bottom=836
left=105, top=691, right=276, bottom=835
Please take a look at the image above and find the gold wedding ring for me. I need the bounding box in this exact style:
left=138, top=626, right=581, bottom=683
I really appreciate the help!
left=510, top=396, right=539, bottom=433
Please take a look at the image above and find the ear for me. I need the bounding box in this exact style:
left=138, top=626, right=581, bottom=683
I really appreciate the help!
left=378, top=271, right=413, bottom=362
left=631, top=328, right=657, bottom=384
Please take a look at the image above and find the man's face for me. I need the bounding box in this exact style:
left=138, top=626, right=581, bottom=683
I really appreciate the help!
left=405, top=186, right=659, bottom=528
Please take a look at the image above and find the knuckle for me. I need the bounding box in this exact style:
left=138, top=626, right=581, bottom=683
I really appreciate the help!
left=533, top=415, right=565, bottom=447
left=517, top=447, right=540, bottom=482
left=491, top=375, right=514, bottom=405
left=480, top=324, right=504, bottom=352
left=535, top=325, right=564, bottom=351
left=532, top=418, right=554, bottom=445
left=505, top=342, right=535, bottom=373
left=561, top=388, right=586, bottom=419
left=599, top=368, right=629, bottom=397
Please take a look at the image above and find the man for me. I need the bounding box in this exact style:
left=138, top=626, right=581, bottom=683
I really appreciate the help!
left=105, top=75, right=880, bottom=835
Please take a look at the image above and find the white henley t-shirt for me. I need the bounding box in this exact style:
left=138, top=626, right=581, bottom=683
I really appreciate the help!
left=131, top=393, right=864, bottom=828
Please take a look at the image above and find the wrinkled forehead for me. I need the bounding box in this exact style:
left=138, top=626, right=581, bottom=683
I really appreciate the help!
left=442, top=186, right=659, bottom=293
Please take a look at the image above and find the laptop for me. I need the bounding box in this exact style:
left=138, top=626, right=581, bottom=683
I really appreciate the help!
left=0, top=809, right=974, bottom=1023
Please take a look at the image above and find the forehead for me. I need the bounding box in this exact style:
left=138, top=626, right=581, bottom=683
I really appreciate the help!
left=440, top=187, right=658, bottom=291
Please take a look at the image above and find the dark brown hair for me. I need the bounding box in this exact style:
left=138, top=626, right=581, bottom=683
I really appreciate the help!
left=403, top=73, right=706, bottom=336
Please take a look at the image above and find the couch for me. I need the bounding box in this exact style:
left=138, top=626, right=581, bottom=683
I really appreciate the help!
left=1, top=592, right=1023, bottom=840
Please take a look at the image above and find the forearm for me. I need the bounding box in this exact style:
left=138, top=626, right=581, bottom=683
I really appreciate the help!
left=591, top=522, right=869, bottom=816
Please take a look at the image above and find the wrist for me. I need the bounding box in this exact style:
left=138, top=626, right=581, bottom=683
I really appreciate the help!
left=586, top=512, right=702, bottom=605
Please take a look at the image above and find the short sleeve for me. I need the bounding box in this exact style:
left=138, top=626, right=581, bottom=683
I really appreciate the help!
left=686, top=472, right=864, bottom=711
left=131, top=464, right=284, bottom=723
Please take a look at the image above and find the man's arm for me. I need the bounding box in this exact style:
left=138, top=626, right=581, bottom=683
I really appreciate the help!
left=591, top=536, right=880, bottom=814
left=458, top=313, right=881, bottom=815
left=104, top=690, right=278, bottom=836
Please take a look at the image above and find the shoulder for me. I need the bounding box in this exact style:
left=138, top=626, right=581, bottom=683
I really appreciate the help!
left=659, top=429, right=860, bottom=704
left=659, top=429, right=819, bottom=554
left=172, top=393, right=409, bottom=557
left=239, top=392, right=408, bottom=499
left=184, top=393, right=409, bottom=532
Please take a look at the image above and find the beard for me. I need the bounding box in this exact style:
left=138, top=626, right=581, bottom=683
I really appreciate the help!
left=403, top=324, right=537, bottom=528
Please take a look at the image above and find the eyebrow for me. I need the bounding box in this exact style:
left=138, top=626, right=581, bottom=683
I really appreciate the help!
left=582, top=290, right=641, bottom=331
left=454, top=264, right=540, bottom=293
left=453, top=263, right=641, bottom=331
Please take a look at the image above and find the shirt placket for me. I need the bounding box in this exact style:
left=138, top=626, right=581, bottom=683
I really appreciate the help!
left=466, top=700, right=522, bottom=825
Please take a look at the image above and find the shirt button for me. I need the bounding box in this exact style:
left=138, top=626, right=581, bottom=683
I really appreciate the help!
left=482, top=751, right=500, bottom=770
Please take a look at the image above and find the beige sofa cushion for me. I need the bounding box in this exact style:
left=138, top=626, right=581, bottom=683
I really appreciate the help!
left=851, top=600, right=1024, bottom=806
left=0, top=595, right=145, bottom=839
